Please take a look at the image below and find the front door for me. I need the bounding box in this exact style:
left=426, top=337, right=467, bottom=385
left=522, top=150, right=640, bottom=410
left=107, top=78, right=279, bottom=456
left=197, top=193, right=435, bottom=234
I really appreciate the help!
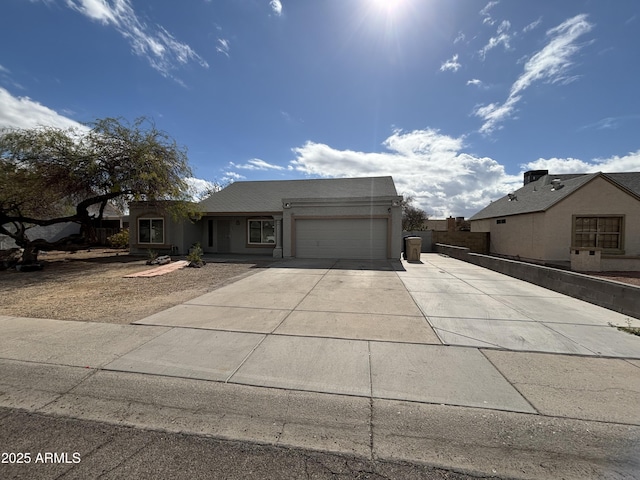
left=217, top=220, right=231, bottom=253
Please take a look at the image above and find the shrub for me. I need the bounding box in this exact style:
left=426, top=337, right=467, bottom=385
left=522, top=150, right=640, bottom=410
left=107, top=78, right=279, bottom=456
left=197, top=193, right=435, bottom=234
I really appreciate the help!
left=187, top=242, right=205, bottom=267
left=147, top=249, right=158, bottom=262
left=107, top=229, right=130, bottom=249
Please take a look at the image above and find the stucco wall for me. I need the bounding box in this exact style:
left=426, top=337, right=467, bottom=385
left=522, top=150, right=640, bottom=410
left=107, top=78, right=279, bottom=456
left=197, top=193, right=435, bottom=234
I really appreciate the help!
left=202, top=216, right=275, bottom=255
left=472, top=212, right=546, bottom=262
left=545, top=176, right=640, bottom=261
left=129, top=202, right=199, bottom=255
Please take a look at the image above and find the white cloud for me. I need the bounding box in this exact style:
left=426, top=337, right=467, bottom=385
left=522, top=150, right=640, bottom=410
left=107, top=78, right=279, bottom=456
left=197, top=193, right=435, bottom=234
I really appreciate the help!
left=290, top=128, right=522, bottom=217
left=480, top=1, right=499, bottom=26
left=453, top=32, right=465, bottom=44
left=290, top=129, right=640, bottom=217
left=474, top=14, right=594, bottom=134
left=65, top=0, right=117, bottom=23
left=439, top=54, right=461, bottom=73
left=269, top=0, right=283, bottom=16
left=523, top=17, right=542, bottom=33
left=578, top=114, right=640, bottom=131
left=522, top=151, right=640, bottom=174
left=185, top=177, right=223, bottom=201
left=230, top=158, right=285, bottom=171
left=479, top=20, right=512, bottom=59
left=64, top=0, right=208, bottom=81
left=216, top=38, right=230, bottom=57
left=223, top=171, right=245, bottom=179
left=467, top=79, right=483, bottom=87
left=221, top=171, right=246, bottom=184
left=0, top=87, right=84, bottom=130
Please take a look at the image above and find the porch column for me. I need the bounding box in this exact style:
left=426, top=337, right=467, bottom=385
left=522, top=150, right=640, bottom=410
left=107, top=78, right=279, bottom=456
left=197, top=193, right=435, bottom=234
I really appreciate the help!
left=272, top=215, right=283, bottom=258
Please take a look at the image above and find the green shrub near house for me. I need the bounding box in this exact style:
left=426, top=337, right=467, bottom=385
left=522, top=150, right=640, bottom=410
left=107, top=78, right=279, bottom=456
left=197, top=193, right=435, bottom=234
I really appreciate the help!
left=107, top=229, right=129, bottom=249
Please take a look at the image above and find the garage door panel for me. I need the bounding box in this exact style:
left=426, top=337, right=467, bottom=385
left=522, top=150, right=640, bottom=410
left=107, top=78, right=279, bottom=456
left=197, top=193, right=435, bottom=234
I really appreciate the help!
left=296, top=218, right=387, bottom=259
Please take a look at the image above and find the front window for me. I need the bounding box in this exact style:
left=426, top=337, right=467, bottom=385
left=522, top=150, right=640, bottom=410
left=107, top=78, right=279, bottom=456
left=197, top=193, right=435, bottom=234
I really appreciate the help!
left=248, top=219, right=275, bottom=245
left=138, top=218, right=164, bottom=244
left=573, top=216, right=623, bottom=252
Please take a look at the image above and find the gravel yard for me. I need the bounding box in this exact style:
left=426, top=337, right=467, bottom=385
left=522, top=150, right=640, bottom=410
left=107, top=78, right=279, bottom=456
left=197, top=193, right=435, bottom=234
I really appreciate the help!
left=0, top=249, right=276, bottom=324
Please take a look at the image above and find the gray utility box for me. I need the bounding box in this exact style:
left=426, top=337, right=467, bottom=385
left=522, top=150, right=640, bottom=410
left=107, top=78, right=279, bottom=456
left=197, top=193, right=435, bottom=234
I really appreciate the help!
left=405, top=236, right=422, bottom=261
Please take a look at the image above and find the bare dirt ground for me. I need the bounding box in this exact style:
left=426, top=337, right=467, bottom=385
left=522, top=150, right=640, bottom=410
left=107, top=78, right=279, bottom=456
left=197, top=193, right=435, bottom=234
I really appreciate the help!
left=0, top=249, right=276, bottom=324
left=587, top=271, right=640, bottom=287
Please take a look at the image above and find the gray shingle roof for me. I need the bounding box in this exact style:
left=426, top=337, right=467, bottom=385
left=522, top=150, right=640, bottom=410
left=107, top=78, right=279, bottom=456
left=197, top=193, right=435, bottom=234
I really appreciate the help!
left=198, top=176, right=398, bottom=213
left=606, top=172, right=640, bottom=197
left=469, top=172, right=640, bottom=221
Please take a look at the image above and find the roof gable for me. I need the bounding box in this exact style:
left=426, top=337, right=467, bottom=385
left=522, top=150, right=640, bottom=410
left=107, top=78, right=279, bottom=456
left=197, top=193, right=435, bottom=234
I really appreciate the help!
left=604, top=172, right=640, bottom=199
left=469, top=173, right=597, bottom=220
left=198, top=176, right=398, bottom=213
left=470, top=171, right=640, bottom=221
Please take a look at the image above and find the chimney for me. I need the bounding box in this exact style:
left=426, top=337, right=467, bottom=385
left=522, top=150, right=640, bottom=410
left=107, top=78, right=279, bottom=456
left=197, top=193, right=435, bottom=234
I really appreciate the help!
left=524, top=170, right=548, bottom=185
left=447, top=216, right=456, bottom=232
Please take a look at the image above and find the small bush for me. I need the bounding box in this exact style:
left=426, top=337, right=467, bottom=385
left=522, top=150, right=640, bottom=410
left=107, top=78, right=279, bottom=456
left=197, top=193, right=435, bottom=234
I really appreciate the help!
left=107, top=229, right=129, bottom=249
left=187, top=242, right=205, bottom=267
left=147, top=249, right=158, bottom=262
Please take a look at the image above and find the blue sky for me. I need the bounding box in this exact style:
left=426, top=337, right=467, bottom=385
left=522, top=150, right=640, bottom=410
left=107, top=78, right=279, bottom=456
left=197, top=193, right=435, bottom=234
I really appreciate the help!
left=2, top=0, right=639, bottom=217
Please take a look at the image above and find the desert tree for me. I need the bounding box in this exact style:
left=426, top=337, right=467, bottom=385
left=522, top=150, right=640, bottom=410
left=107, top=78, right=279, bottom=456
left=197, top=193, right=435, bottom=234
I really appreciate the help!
left=0, top=117, right=195, bottom=263
left=401, top=195, right=429, bottom=231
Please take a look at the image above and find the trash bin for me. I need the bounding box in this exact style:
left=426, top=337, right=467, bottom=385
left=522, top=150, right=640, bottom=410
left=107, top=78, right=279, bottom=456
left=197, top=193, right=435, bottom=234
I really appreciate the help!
left=405, top=236, right=422, bottom=261
left=402, top=235, right=411, bottom=260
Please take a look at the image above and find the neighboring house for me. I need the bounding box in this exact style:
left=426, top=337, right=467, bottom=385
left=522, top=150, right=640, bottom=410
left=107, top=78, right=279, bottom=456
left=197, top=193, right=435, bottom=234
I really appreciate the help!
left=0, top=202, right=128, bottom=251
left=129, top=176, right=404, bottom=260
left=0, top=222, right=81, bottom=251
left=469, top=170, right=640, bottom=271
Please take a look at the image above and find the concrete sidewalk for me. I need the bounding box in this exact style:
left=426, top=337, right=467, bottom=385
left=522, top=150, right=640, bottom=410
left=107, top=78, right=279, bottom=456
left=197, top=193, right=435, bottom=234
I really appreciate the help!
left=1, top=254, right=639, bottom=479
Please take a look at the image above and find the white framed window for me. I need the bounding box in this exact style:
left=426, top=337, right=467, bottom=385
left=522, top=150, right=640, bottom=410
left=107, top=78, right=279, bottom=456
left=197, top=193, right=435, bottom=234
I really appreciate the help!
left=138, top=218, right=164, bottom=244
left=248, top=219, right=275, bottom=245
left=573, top=216, right=623, bottom=253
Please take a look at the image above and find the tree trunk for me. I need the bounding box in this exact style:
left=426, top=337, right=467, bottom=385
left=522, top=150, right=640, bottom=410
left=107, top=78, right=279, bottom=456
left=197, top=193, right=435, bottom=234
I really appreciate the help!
left=21, top=245, right=39, bottom=265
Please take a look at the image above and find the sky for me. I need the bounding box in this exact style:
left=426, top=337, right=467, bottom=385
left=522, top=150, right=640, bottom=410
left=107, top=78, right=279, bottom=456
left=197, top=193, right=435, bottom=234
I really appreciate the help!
left=2, top=0, right=640, bottom=218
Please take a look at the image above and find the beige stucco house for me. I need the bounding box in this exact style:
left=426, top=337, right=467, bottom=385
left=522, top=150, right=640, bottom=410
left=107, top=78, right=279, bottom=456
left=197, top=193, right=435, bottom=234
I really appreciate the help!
left=469, top=170, right=640, bottom=271
left=129, top=176, right=403, bottom=260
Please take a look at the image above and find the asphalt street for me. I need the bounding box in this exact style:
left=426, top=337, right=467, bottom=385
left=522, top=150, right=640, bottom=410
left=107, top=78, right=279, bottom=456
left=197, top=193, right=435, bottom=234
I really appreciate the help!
left=0, top=408, right=490, bottom=480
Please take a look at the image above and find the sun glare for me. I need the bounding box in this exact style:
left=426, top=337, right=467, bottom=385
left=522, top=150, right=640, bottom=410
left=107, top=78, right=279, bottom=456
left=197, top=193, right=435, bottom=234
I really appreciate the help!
left=369, top=0, right=406, bottom=15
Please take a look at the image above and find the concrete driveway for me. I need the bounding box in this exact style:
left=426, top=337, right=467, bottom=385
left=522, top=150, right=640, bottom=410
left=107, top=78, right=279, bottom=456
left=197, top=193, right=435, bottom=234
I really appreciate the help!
left=91, top=253, right=639, bottom=415
left=1, top=253, right=639, bottom=479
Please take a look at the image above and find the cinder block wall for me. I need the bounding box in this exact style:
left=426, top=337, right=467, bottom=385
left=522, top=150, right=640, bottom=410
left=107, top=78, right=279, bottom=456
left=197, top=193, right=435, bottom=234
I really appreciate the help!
left=433, top=232, right=489, bottom=254
left=436, top=243, right=640, bottom=320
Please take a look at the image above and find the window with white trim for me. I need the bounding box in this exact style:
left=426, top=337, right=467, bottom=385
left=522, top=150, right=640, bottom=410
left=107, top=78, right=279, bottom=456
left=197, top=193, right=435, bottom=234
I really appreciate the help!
left=138, top=218, right=164, bottom=244
left=573, top=216, right=623, bottom=252
left=248, top=219, right=275, bottom=245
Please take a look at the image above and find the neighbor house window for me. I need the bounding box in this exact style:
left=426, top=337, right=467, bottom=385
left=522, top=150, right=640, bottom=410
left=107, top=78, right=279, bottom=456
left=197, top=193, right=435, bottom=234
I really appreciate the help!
left=138, top=218, right=164, bottom=244
left=248, top=219, right=275, bottom=245
left=573, top=216, right=623, bottom=252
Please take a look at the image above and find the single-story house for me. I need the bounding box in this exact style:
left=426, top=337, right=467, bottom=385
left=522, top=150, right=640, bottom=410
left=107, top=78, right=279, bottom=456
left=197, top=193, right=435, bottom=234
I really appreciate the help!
left=129, top=176, right=404, bottom=260
left=469, top=170, right=640, bottom=271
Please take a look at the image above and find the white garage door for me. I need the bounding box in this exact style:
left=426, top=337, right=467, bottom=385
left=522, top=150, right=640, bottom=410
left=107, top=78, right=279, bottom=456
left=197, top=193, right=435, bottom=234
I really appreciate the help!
left=295, top=218, right=388, bottom=259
